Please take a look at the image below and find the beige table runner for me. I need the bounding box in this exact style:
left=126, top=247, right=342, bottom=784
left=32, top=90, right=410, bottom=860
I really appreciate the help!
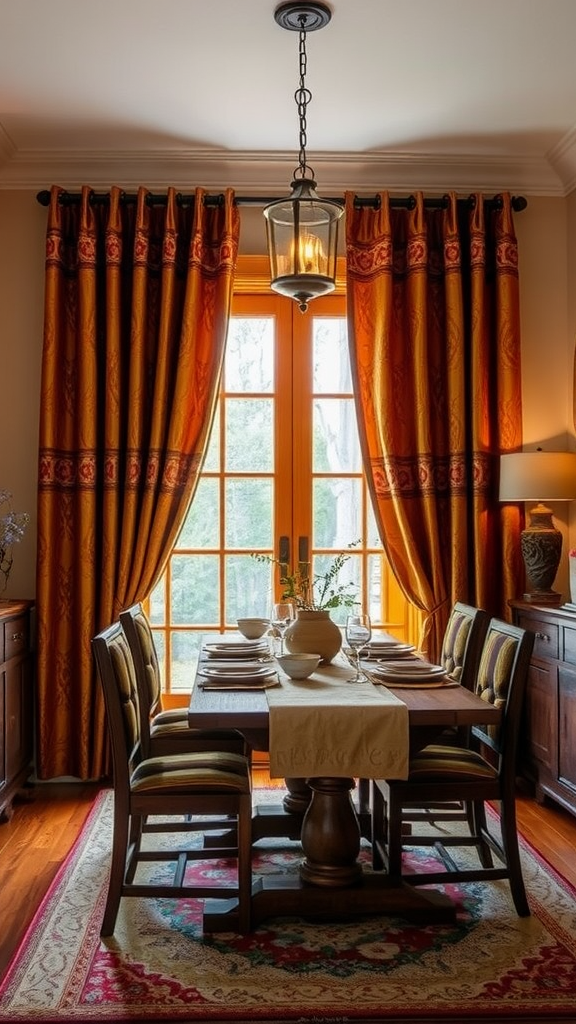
left=266, top=657, right=409, bottom=780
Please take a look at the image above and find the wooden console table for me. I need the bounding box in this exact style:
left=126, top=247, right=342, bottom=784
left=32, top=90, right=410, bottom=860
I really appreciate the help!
left=0, top=599, right=34, bottom=821
left=510, top=600, right=576, bottom=819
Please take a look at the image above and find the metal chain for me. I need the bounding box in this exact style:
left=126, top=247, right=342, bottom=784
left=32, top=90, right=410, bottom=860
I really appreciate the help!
left=295, top=21, right=313, bottom=179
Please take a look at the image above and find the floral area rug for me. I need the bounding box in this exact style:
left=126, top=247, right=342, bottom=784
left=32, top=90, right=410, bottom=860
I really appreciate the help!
left=1, top=788, right=575, bottom=1023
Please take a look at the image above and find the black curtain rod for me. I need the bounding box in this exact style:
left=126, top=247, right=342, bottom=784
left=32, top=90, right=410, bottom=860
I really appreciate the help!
left=36, top=189, right=528, bottom=213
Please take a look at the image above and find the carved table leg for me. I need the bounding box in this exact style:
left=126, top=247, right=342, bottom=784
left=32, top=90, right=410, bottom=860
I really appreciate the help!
left=300, top=776, right=363, bottom=887
left=283, top=777, right=312, bottom=814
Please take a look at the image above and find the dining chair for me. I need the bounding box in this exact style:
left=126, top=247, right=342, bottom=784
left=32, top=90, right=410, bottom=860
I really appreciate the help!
left=120, top=603, right=246, bottom=759
left=370, top=618, right=535, bottom=916
left=359, top=602, right=489, bottom=827
left=93, top=620, right=253, bottom=936
left=438, top=602, right=490, bottom=690
left=399, top=602, right=490, bottom=827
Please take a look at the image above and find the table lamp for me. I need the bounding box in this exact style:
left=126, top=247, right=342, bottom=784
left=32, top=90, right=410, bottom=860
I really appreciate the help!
left=499, top=450, right=576, bottom=604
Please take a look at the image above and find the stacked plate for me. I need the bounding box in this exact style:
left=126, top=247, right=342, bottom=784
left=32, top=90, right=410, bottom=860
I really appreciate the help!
left=371, top=660, right=450, bottom=687
left=203, top=640, right=270, bottom=659
left=363, top=638, right=416, bottom=661
left=198, top=661, right=278, bottom=690
left=199, top=639, right=277, bottom=688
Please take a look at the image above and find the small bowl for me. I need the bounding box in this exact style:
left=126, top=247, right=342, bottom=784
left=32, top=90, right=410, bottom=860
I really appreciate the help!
left=276, top=653, right=321, bottom=680
left=237, top=617, right=270, bottom=640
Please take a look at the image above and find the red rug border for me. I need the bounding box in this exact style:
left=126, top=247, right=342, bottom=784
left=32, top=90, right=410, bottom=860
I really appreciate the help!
left=1, top=787, right=576, bottom=1024
left=0, top=789, right=110, bottom=987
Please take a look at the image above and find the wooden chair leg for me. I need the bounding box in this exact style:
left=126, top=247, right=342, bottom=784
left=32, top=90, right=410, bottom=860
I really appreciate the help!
left=386, top=791, right=404, bottom=879
left=499, top=800, right=530, bottom=917
left=237, top=793, right=252, bottom=934
left=371, top=781, right=385, bottom=870
left=101, top=808, right=130, bottom=937
left=126, top=814, right=144, bottom=882
left=470, top=799, right=494, bottom=868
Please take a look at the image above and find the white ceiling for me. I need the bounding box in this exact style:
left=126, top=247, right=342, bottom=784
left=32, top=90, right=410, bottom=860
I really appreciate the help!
left=2, top=0, right=576, bottom=196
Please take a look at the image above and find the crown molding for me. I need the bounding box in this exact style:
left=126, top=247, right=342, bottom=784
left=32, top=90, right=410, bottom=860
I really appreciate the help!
left=0, top=145, right=569, bottom=197
left=0, top=123, right=16, bottom=164
left=546, top=128, right=576, bottom=196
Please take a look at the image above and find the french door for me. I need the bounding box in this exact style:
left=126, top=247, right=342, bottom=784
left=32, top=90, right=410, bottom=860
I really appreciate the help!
left=150, top=270, right=410, bottom=695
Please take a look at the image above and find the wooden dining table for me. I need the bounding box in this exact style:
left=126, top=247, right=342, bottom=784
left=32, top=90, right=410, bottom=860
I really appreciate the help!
left=188, top=649, right=501, bottom=932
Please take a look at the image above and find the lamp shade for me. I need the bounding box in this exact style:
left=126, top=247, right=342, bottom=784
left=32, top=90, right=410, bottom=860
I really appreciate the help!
left=499, top=452, right=576, bottom=503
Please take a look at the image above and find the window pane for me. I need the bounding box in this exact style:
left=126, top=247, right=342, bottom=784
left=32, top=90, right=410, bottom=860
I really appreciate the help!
left=225, top=398, right=273, bottom=471
left=177, top=478, right=220, bottom=549
left=171, top=554, right=219, bottom=624
left=152, top=627, right=166, bottom=681
left=171, top=631, right=201, bottom=692
left=367, top=498, right=382, bottom=548
left=203, top=406, right=220, bottom=472
left=225, top=318, right=274, bottom=393
left=313, top=318, right=351, bottom=393
left=225, top=479, right=273, bottom=548
left=225, top=554, right=272, bottom=622
left=149, top=580, right=165, bottom=624
left=313, top=398, right=361, bottom=472
left=367, top=554, right=384, bottom=622
left=313, top=478, right=362, bottom=548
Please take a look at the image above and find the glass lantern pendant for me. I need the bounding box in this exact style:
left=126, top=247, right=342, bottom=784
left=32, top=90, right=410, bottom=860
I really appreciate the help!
left=264, top=2, right=343, bottom=313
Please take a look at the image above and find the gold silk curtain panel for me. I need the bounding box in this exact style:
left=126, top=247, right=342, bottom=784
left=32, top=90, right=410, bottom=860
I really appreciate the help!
left=345, top=191, right=523, bottom=661
left=36, top=185, right=239, bottom=780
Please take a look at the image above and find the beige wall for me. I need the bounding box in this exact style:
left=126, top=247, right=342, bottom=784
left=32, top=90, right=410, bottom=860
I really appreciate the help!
left=0, top=192, right=46, bottom=600
left=0, top=190, right=574, bottom=602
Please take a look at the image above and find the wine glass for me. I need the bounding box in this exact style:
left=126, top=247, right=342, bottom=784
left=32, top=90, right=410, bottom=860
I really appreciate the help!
left=271, top=601, right=295, bottom=657
left=345, top=612, right=372, bottom=682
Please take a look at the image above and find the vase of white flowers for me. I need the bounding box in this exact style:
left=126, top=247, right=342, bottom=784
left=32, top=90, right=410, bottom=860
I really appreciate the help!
left=0, top=491, right=29, bottom=594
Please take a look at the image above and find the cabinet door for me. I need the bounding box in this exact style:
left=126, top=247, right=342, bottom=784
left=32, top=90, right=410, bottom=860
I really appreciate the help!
left=524, top=660, right=556, bottom=773
left=5, top=658, right=32, bottom=784
left=0, top=669, right=5, bottom=788
left=558, top=666, right=576, bottom=796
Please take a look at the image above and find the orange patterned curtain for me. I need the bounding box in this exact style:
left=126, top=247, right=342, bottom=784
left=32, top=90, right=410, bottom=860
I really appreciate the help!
left=36, top=185, right=239, bottom=780
left=346, top=191, right=523, bottom=660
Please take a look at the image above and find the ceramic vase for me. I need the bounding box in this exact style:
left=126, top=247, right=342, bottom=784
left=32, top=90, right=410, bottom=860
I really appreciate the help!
left=284, top=609, right=342, bottom=664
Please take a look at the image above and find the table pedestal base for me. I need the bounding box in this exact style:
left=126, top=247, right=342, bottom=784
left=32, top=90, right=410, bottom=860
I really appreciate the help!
left=300, top=776, right=363, bottom=886
left=203, top=874, right=456, bottom=932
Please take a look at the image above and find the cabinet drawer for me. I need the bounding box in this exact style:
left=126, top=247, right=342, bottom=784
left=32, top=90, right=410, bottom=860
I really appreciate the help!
left=516, top=614, right=559, bottom=660
left=3, top=616, right=29, bottom=661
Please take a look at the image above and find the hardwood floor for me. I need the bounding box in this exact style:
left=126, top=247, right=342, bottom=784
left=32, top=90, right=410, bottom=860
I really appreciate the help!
left=0, top=777, right=575, bottom=979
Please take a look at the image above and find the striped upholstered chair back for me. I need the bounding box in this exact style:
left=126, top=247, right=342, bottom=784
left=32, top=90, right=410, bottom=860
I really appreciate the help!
left=471, top=618, right=534, bottom=763
left=121, top=603, right=163, bottom=717
left=94, top=620, right=144, bottom=785
left=440, top=602, right=489, bottom=689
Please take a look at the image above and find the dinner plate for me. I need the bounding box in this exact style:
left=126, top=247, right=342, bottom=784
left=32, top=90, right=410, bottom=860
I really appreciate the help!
left=369, top=650, right=419, bottom=661
left=371, top=664, right=447, bottom=683
left=378, top=660, right=444, bottom=675
left=197, top=677, right=280, bottom=691
left=368, top=636, right=411, bottom=647
left=203, top=641, right=269, bottom=659
left=200, top=663, right=275, bottom=679
left=365, top=641, right=415, bottom=657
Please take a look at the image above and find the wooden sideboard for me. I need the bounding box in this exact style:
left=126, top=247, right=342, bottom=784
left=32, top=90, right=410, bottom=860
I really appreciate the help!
left=0, top=599, right=34, bottom=821
left=510, top=600, right=576, bottom=819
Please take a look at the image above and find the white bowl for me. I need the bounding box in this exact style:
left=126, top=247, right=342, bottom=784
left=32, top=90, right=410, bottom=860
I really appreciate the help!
left=237, top=617, right=270, bottom=640
left=276, top=653, right=321, bottom=680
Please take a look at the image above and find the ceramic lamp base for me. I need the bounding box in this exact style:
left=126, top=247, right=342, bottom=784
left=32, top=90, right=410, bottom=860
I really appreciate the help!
left=520, top=503, right=562, bottom=606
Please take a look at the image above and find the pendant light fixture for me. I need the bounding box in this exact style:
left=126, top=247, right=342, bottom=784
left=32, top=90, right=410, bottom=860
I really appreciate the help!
left=264, top=2, right=343, bottom=313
